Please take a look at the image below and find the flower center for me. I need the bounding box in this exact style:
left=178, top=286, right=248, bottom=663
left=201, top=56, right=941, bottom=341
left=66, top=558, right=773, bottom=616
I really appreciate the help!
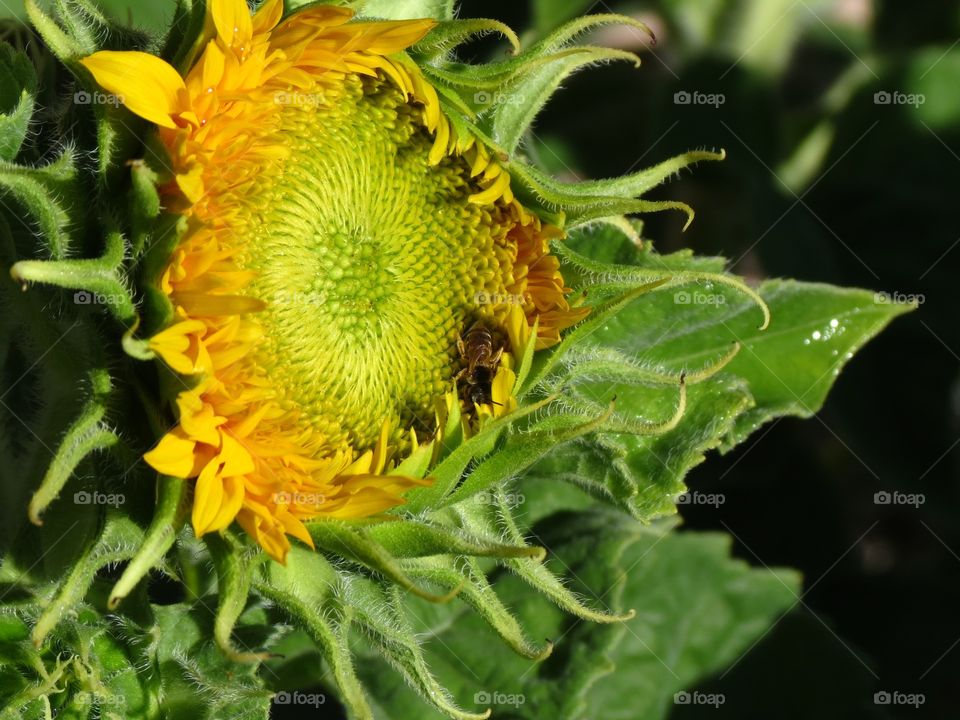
left=236, top=75, right=514, bottom=449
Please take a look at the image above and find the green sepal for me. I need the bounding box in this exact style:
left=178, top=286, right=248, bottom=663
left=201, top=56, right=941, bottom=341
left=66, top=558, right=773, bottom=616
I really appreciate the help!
left=510, top=159, right=697, bottom=229
left=137, top=212, right=185, bottom=335
left=27, top=369, right=118, bottom=526
left=403, top=393, right=555, bottom=513
left=343, top=579, right=491, bottom=720
left=127, top=161, right=162, bottom=258
left=255, top=547, right=372, bottom=720
left=520, top=278, right=673, bottom=397
left=495, top=491, right=635, bottom=624
left=206, top=533, right=270, bottom=663
left=442, top=405, right=618, bottom=507
left=367, top=518, right=545, bottom=561
left=426, top=15, right=650, bottom=86
left=340, top=0, right=456, bottom=22
left=0, top=44, right=37, bottom=162
left=413, top=19, right=520, bottom=62
left=30, top=515, right=143, bottom=646
left=307, top=521, right=462, bottom=603
left=24, top=0, right=154, bottom=65
left=0, top=149, right=77, bottom=259
left=570, top=149, right=727, bottom=199
left=24, top=0, right=87, bottom=63
left=107, top=475, right=188, bottom=610
left=405, top=556, right=553, bottom=661
left=163, top=0, right=212, bottom=74
left=10, top=229, right=137, bottom=323
left=482, top=48, right=641, bottom=155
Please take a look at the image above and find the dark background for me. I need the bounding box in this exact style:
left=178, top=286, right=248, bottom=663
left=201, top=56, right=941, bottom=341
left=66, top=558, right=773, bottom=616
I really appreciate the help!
left=452, top=0, right=958, bottom=717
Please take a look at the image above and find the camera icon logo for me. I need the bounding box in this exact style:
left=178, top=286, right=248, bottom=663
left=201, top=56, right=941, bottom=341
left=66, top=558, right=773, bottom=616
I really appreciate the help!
left=474, top=691, right=491, bottom=704
left=874, top=91, right=892, bottom=105
left=74, top=90, right=92, bottom=105
left=74, top=491, right=91, bottom=505
left=74, top=290, right=93, bottom=305
left=874, top=691, right=891, bottom=705
left=674, top=691, right=691, bottom=704
left=274, top=691, right=292, bottom=705
left=674, top=291, right=691, bottom=305
left=474, top=91, right=492, bottom=105
left=874, top=491, right=891, bottom=505
left=674, top=91, right=692, bottom=105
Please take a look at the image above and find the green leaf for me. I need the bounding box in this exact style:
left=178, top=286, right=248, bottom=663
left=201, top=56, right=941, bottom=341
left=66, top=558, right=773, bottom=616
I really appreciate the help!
left=590, top=275, right=915, bottom=448
left=357, top=511, right=799, bottom=720
left=149, top=603, right=272, bottom=718
left=530, top=232, right=913, bottom=516
left=574, top=527, right=801, bottom=720
left=525, top=375, right=753, bottom=521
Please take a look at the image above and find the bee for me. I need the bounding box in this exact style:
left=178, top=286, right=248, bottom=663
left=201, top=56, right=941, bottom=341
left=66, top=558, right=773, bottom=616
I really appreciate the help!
left=456, top=322, right=505, bottom=407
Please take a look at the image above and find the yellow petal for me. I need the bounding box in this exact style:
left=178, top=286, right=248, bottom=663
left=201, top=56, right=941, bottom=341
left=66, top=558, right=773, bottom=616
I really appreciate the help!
left=210, top=0, right=253, bottom=49
left=468, top=170, right=511, bottom=205
left=176, top=164, right=205, bottom=204
left=192, top=459, right=225, bottom=536
left=80, top=51, right=187, bottom=129
left=148, top=320, right=209, bottom=375
left=276, top=510, right=314, bottom=548
left=490, top=365, right=518, bottom=417
left=205, top=473, right=246, bottom=533
left=177, top=397, right=222, bottom=446
left=369, top=419, right=392, bottom=475
left=354, top=19, right=436, bottom=55
left=252, top=0, right=284, bottom=34
left=144, top=429, right=197, bottom=478
left=219, top=432, right=256, bottom=476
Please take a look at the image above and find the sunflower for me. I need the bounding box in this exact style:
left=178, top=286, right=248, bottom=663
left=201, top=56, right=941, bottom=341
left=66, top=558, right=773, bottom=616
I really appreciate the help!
left=3, top=1, right=818, bottom=717
left=78, top=0, right=588, bottom=563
